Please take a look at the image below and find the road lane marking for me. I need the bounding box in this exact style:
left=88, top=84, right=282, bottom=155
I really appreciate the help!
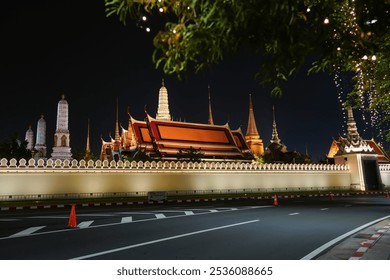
left=0, top=206, right=272, bottom=240
left=121, top=217, right=133, bottom=223
left=155, top=214, right=166, bottom=219
left=320, top=208, right=329, bottom=211
left=184, top=211, right=194, bottom=215
left=116, top=212, right=156, bottom=215
left=10, top=226, right=46, bottom=238
left=301, top=214, right=390, bottom=260
left=26, top=216, right=69, bottom=219
left=78, top=221, right=94, bottom=229
left=71, top=219, right=260, bottom=260
left=0, top=219, right=20, bottom=222
left=77, top=214, right=114, bottom=217
left=289, top=213, right=300, bottom=216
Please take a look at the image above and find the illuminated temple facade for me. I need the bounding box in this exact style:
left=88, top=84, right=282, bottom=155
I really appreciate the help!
left=100, top=81, right=256, bottom=161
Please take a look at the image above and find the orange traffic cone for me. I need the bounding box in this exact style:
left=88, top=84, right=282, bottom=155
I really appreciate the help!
left=273, top=194, right=279, bottom=206
left=68, top=204, right=77, bottom=228
left=386, top=192, right=389, bottom=199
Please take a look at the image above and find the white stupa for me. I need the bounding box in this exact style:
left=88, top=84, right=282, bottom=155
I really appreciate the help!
left=34, top=115, right=47, bottom=159
left=51, top=94, right=72, bottom=160
left=156, top=79, right=171, bottom=120
left=24, top=125, right=34, bottom=151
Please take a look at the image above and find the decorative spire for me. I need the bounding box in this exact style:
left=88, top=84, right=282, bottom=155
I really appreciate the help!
left=115, top=97, right=121, bottom=141
left=156, top=79, right=171, bottom=120
left=207, top=85, right=214, bottom=125
left=271, top=106, right=281, bottom=144
left=341, top=108, right=373, bottom=153
left=245, top=94, right=259, bottom=137
left=86, top=118, right=91, bottom=153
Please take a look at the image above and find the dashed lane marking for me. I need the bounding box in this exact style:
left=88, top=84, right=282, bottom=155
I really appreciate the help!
left=0, top=219, right=20, bottom=222
left=121, top=217, right=133, bottom=223
left=155, top=214, right=166, bottom=219
left=71, top=219, right=260, bottom=260
left=10, top=226, right=46, bottom=238
left=1, top=206, right=273, bottom=240
left=289, top=213, right=300, bottom=216
left=320, top=208, right=329, bottom=211
left=78, top=221, right=94, bottom=229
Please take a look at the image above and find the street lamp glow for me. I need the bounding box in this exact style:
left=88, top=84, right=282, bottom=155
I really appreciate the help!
left=324, top=18, right=330, bottom=24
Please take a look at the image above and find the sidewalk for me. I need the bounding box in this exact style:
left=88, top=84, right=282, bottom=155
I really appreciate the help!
left=317, top=218, right=390, bottom=260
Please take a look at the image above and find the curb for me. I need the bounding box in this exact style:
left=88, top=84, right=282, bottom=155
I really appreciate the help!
left=1, top=191, right=388, bottom=211
left=349, top=222, right=390, bottom=260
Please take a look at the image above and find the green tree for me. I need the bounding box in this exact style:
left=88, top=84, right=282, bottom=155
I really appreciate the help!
left=105, top=0, right=389, bottom=140
left=0, top=133, right=32, bottom=160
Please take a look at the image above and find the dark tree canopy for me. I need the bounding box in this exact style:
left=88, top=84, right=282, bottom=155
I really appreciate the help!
left=105, top=0, right=390, bottom=140
left=0, top=133, right=32, bottom=161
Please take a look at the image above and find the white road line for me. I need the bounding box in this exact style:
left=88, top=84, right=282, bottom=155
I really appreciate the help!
left=117, top=212, right=155, bottom=215
left=155, top=214, right=166, bottom=219
left=71, top=219, right=260, bottom=260
left=121, top=217, right=133, bottom=223
left=289, top=213, right=300, bottom=216
left=77, top=214, right=114, bottom=217
left=78, top=221, right=94, bottom=229
left=0, top=206, right=271, bottom=240
left=26, top=216, right=69, bottom=219
left=10, top=226, right=46, bottom=238
left=320, top=208, right=329, bottom=211
left=301, top=214, right=390, bottom=260
left=184, top=211, right=194, bottom=215
left=0, top=219, right=19, bottom=222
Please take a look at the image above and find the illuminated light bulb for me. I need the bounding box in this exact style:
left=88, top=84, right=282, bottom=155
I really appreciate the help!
left=371, top=55, right=377, bottom=61
left=307, top=7, right=311, bottom=12
left=142, top=16, right=147, bottom=21
left=363, top=55, right=368, bottom=60
left=324, top=18, right=329, bottom=24
left=187, top=6, right=190, bottom=10
left=173, top=29, right=176, bottom=34
left=146, top=27, right=151, bottom=32
left=159, top=7, right=164, bottom=13
left=337, top=47, right=341, bottom=51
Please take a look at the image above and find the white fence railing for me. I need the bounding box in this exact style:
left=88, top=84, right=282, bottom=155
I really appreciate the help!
left=0, top=158, right=350, bottom=172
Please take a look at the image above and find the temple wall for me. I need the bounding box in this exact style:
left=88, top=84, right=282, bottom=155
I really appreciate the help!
left=0, top=158, right=354, bottom=201
left=379, top=164, right=390, bottom=187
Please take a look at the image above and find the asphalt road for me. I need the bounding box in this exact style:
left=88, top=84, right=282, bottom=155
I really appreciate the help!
left=0, top=196, right=389, bottom=260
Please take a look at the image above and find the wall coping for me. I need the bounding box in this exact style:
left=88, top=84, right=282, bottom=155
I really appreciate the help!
left=0, top=158, right=350, bottom=172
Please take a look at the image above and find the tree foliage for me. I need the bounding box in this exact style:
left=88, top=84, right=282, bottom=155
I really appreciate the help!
left=0, top=133, right=32, bottom=160
left=105, top=0, right=390, bottom=139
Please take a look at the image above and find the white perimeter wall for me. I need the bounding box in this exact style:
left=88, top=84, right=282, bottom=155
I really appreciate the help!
left=380, top=164, right=390, bottom=187
left=0, top=159, right=353, bottom=199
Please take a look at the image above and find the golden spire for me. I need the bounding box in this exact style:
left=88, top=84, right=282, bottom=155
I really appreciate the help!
left=86, top=118, right=91, bottom=153
left=245, top=94, right=259, bottom=137
left=271, top=106, right=281, bottom=144
left=207, top=85, right=214, bottom=125
left=115, top=97, right=121, bottom=141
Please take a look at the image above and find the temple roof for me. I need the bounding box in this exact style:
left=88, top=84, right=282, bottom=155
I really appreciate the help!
left=327, top=137, right=389, bottom=163
left=130, top=113, right=253, bottom=160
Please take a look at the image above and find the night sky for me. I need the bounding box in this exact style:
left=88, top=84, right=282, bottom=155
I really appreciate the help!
left=1, top=0, right=372, bottom=161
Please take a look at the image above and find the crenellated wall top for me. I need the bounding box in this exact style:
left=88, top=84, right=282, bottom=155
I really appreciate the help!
left=0, top=158, right=350, bottom=172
